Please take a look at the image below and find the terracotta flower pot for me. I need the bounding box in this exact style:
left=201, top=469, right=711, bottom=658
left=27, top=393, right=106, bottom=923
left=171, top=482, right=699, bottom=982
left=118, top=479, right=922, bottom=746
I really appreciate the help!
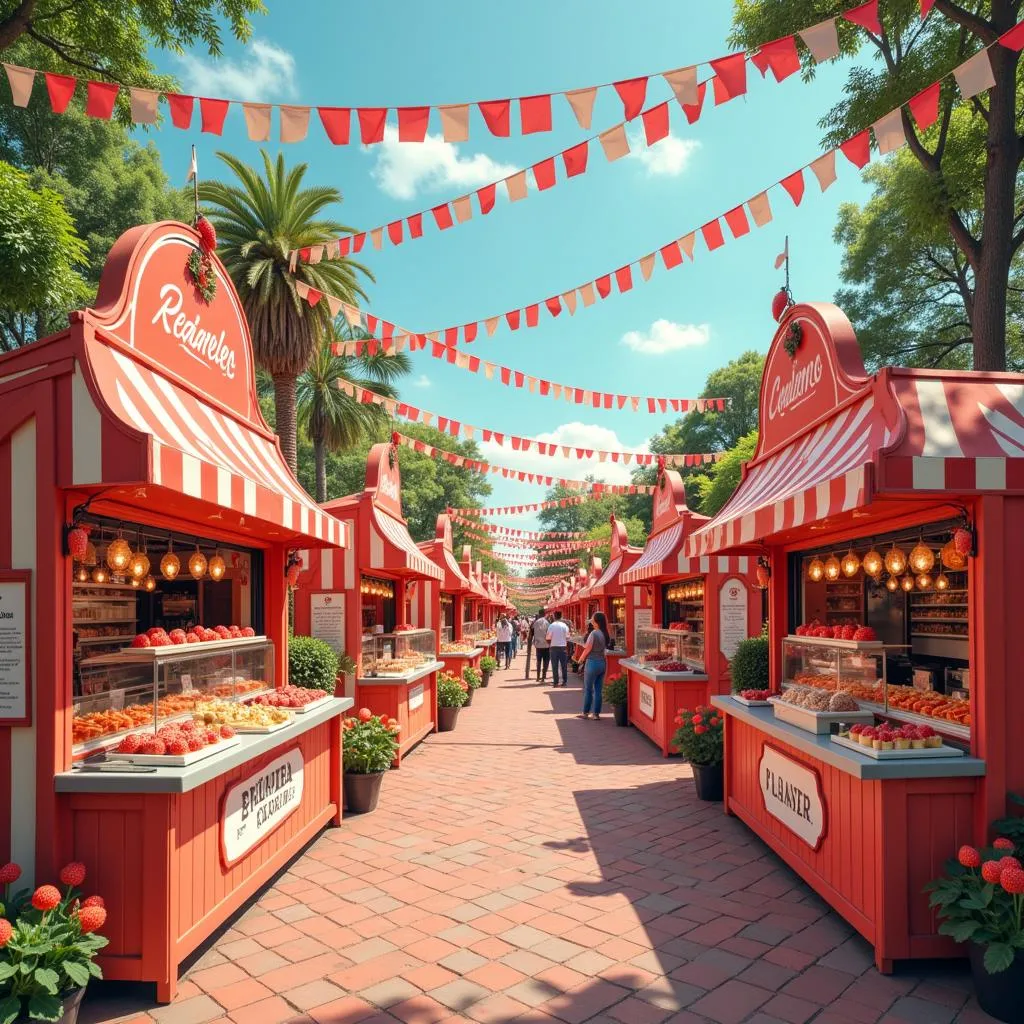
left=691, top=762, right=724, bottom=802
left=969, top=943, right=1024, bottom=1022
left=437, top=706, right=461, bottom=732
left=343, top=771, right=385, bottom=814
left=481, top=670, right=491, bottom=687
left=612, top=703, right=628, bottom=727
left=21, top=986, right=87, bottom=1024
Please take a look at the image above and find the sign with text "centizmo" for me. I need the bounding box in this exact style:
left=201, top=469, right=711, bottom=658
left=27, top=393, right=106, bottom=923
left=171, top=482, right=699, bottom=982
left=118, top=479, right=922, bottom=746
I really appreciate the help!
left=758, top=745, right=826, bottom=849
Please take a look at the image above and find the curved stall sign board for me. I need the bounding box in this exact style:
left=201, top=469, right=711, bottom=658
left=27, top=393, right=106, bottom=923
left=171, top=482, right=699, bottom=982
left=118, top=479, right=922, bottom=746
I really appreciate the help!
left=365, top=442, right=404, bottom=521
left=650, top=470, right=690, bottom=534
left=759, top=744, right=827, bottom=850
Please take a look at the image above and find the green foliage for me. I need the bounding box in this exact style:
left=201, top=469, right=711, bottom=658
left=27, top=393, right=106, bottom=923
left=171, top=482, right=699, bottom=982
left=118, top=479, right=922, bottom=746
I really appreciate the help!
left=341, top=711, right=399, bottom=774
left=689, top=431, right=759, bottom=517
left=582, top=517, right=647, bottom=569
left=671, top=703, right=724, bottom=766
left=603, top=673, right=628, bottom=707
left=437, top=674, right=469, bottom=708
left=0, top=160, right=86, bottom=321
left=287, top=635, right=339, bottom=692
left=480, top=656, right=498, bottom=673
left=730, top=633, right=770, bottom=692
left=463, top=666, right=481, bottom=689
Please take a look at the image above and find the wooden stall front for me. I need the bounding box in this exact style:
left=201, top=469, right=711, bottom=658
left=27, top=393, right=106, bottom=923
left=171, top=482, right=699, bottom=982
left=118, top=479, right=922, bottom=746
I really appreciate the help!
left=0, top=221, right=352, bottom=1002
left=459, top=548, right=496, bottom=653
left=692, top=302, right=1009, bottom=971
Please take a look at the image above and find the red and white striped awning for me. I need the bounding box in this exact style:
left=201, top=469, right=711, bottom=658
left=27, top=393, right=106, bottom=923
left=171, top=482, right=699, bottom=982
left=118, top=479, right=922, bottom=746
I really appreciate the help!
left=369, top=506, right=444, bottom=580
left=588, top=555, right=622, bottom=595
left=619, top=523, right=684, bottom=583
left=84, top=339, right=345, bottom=547
left=687, top=395, right=890, bottom=559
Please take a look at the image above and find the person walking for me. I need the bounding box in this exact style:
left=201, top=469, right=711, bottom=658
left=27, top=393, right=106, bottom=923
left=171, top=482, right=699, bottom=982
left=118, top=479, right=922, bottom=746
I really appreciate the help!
left=576, top=610, right=612, bottom=719
left=531, top=610, right=550, bottom=683
left=496, top=615, right=513, bottom=669
left=546, top=610, right=571, bottom=687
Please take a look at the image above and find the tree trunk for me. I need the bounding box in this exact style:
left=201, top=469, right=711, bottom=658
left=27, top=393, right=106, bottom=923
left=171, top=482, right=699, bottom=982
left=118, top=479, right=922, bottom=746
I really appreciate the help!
left=314, top=438, right=327, bottom=503
left=273, top=373, right=299, bottom=475
left=0, top=0, right=37, bottom=50
left=971, top=37, right=1019, bottom=372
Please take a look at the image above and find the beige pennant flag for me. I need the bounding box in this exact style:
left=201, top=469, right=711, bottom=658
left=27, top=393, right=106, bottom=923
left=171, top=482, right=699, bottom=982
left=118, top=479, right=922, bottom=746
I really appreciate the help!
left=801, top=19, right=840, bottom=63
left=810, top=151, right=837, bottom=191
left=639, top=253, right=656, bottom=281
left=485, top=317, right=499, bottom=337
left=484, top=362, right=496, bottom=380
left=455, top=350, right=470, bottom=369
left=326, top=294, right=343, bottom=317
left=440, top=104, right=470, bottom=142
left=579, top=282, right=596, bottom=307
left=631, top=397, right=641, bottom=411
left=242, top=103, right=272, bottom=141
left=564, top=388, right=573, bottom=403
left=599, top=124, right=630, bottom=162
left=562, top=290, right=578, bottom=314
left=679, top=233, right=696, bottom=260
left=953, top=51, right=994, bottom=100
left=598, top=451, right=608, bottom=463
left=873, top=109, right=905, bottom=154
left=427, top=331, right=440, bottom=342
left=423, top=412, right=434, bottom=426
left=370, top=227, right=383, bottom=250
left=663, top=66, right=698, bottom=107
left=553, top=384, right=563, bottom=399
left=128, top=87, right=159, bottom=124
left=528, top=377, right=538, bottom=394
left=327, top=239, right=341, bottom=259
left=288, top=250, right=298, bottom=273
left=462, top=423, right=475, bottom=439
left=280, top=105, right=311, bottom=143
left=3, top=63, right=34, bottom=107
left=561, top=446, right=571, bottom=457
left=505, top=170, right=528, bottom=201
left=453, top=195, right=473, bottom=223
left=294, top=279, right=310, bottom=300
left=565, top=87, right=597, bottom=129
left=343, top=304, right=360, bottom=327
left=309, top=244, right=324, bottom=264
left=748, top=192, right=773, bottom=227
left=394, top=335, right=408, bottom=353
left=336, top=378, right=354, bottom=395
left=624, top=453, right=634, bottom=465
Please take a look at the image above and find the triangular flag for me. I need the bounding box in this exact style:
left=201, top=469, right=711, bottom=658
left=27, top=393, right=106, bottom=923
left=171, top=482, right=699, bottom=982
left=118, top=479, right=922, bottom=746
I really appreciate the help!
left=800, top=20, right=840, bottom=63
left=774, top=239, right=789, bottom=270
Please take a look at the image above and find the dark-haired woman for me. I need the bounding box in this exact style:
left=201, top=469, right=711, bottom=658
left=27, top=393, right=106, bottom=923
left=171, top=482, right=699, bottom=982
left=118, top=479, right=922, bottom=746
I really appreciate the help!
left=576, top=611, right=612, bottom=720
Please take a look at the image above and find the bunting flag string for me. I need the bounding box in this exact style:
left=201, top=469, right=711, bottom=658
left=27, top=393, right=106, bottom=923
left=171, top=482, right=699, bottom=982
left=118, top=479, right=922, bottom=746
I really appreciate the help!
left=449, top=497, right=588, bottom=516
left=463, top=530, right=601, bottom=551
left=1, top=1, right=917, bottom=146
left=489, top=557, right=584, bottom=569
left=449, top=517, right=588, bottom=539
left=295, top=30, right=1021, bottom=347
left=342, top=380, right=719, bottom=466
left=394, top=431, right=657, bottom=493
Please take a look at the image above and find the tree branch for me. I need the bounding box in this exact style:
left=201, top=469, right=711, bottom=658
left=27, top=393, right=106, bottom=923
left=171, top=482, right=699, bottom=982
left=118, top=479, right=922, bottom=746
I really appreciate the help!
left=0, top=0, right=37, bottom=50
left=933, top=0, right=997, bottom=43
left=24, top=25, right=116, bottom=80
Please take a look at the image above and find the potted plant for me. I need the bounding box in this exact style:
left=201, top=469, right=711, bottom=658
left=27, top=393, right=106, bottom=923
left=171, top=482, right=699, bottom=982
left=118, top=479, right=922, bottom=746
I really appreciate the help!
left=925, top=798, right=1024, bottom=1022
left=603, top=674, right=629, bottom=727
left=0, top=860, right=108, bottom=1024
left=671, top=705, right=724, bottom=801
left=730, top=631, right=769, bottom=694
left=480, top=655, right=497, bottom=687
left=437, top=674, right=468, bottom=731
left=463, top=666, right=482, bottom=701
left=342, top=709, right=400, bottom=813
left=288, top=635, right=347, bottom=694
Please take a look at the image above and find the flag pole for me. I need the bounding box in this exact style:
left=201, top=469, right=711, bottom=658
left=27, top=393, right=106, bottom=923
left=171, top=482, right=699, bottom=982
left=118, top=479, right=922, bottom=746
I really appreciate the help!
left=189, top=145, right=199, bottom=221
left=784, top=234, right=790, bottom=295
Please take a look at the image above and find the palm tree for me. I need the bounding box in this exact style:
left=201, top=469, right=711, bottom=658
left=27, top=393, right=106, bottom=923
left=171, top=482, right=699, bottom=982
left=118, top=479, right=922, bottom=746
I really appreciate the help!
left=297, top=325, right=411, bottom=501
left=198, top=150, right=372, bottom=473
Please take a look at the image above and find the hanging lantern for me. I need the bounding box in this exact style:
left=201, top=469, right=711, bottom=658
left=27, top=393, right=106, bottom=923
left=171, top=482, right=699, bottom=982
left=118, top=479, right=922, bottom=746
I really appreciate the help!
left=82, top=540, right=97, bottom=567
left=940, top=539, right=967, bottom=570
left=885, top=575, right=899, bottom=592
left=824, top=554, right=842, bottom=581
left=862, top=548, right=883, bottom=579
left=91, top=565, right=109, bottom=584
left=208, top=552, right=226, bottom=581
left=840, top=549, right=861, bottom=578
left=908, top=539, right=935, bottom=574
left=128, top=545, right=150, bottom=580
left=160, top=538, right=180, bottom=580
left=188, top=544, right=207, bottom=580
left=285, top=550, right=302, bottom=588
left=106, top=530, right=132, bottom=573
left=807, top=557, right=825, bottom=582
left=916, top=573, right=933, bottom=590
left=144, top=575, right=156, bottom=592
left=901, top=575, right=915, bottom=592
left=935, top=573, right=950, bottom=591
left=67, top=523, right=90, bottom=561
left=74, top=566, right=89, bottom=583
left=771, top=287, right=789, bottom=323
left=130, top=577, right=140, bottom=588
left=884, top=544, right=907, bottom=576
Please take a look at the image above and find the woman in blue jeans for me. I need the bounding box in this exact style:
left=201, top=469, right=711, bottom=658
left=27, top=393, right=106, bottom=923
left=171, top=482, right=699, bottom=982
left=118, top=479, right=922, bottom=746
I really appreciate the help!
left=576, top=611, right=612, bottom=720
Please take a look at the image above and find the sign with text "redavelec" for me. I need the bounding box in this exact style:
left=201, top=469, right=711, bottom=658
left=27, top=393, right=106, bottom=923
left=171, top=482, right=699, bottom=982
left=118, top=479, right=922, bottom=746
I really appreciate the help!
left=758, top=745, right=826, bottom=849
left=222, top=749, right=304, bottom=865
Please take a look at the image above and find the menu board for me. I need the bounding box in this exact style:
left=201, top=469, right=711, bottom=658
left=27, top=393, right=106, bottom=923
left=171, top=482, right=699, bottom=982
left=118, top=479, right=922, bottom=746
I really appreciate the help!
left=0, top=574, right=30, bottom=725
left=633, top=608, right=652, bottom=649
left=310, top=593, right=345, bottom=656
left=718, top=577, right=749, bottom=662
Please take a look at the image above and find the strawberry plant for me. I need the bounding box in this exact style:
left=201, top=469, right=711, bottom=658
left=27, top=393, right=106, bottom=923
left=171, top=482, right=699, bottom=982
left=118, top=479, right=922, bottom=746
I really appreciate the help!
left=437, top=675, right=469, bottom=708
left=671, top=705, right=724, bottom=766
left=463, top=666, right=482, bottom=690
left=342, top=709, right=400, bottom=774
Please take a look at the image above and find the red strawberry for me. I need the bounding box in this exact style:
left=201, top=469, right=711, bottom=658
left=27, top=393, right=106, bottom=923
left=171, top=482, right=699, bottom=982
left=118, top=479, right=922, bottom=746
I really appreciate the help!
left=117, top=734, right=143, bottom=753
left=185, top=632, right=201, bottom=644
left=131, top=634, right=151, bottom=649
left=220, top=725, right=236, bottom=739
left=140, top=738, right=166, bottom=756
left=195, top=215, right=217, bottom=253
left=166, top=738, right=189, bottom=755
left=187, top=735, right=204, bottom=752
left=241, top=627, right=255, bottom=637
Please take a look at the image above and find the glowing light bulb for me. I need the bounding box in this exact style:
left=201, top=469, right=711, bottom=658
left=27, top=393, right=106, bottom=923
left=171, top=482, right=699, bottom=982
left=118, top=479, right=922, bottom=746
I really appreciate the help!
left=909, top=541, right=935, bottom=574
left=208, top=553, right=226, bottom=581
left=160, top=543, right=180, bottom=580
left=840, top=550, right=861, bottom=578
left=916, top=573, right=933, bottom=590
left=807, top=558, right=825, bottom=582
left=144, top=576, right=156, bottom=592
left=935, top=573, right=950, bottom=591
left=862, top=548, right=883, bottom=578
left=885, top=576, right=899, bottom=592
left=884, top=544, right=907, bottom=576
left=901, top=575, right=915, bottom=592
left=91, top=565, right=108, bottom=584
left=128, top=549, right=150, bottom=580
left=106, top=535, right=132, bottom=572
left=824, top=555, right=842, bottom=581
left=188, top=546, right=207, bottom=580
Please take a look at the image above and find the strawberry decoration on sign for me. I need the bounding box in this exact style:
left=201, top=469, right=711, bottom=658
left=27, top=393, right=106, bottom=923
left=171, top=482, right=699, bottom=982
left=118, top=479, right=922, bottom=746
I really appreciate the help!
left=186, top=215, right=218, bottom=304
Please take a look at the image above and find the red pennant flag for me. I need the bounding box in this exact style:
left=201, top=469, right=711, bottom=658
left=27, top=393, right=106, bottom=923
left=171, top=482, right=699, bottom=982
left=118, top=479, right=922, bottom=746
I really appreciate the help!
left=352, top=232, right=366, bottom=253
left=724, top=206, right=750, bottom=238
left=681, top=81, right=708, bottom=125
left=500, top=367, right=511, bottom=385
left=562, top=141, right=589, bottom=178
left=432, top=204, right=454, bottom=230
left=710, top=53, right=747, bottom=103
left=532, top=157, right=557, bottom=191
left=387, top=220, right=403, bottom=245
left=444, top=327, right=458, bottom=346
left=85, top=81, right=119, bottom=119
left=908, top=83, right=940, bottom=129
left=305, top=288, right=322, bottom=307
left=464, top=323, right=478, bottom=343
left=647, top=398, right=656, bottom=413
left=407, top=212, right=424, bottom=238
left=920, top=0, right=937, bottom=13
left=520, top=94, right=552, bottom=134
left=506, top=310, right=521, bottom=331
left=397, top=106, right=430, bottom=142
left=595, top=275, right=612, bottom=299
left=615, top=265, right=633, bottom=293
left=1001, top=21, right=1024, bottom=50
left=336, top=237, right=351, bottom=257
left=844, top=0, right=882, bottom=36
left=780, top=169, right=805, bottom=206
left=540, top=380, right=551, bottom=396
left=318, top=107, right=351, bottom=144
left=477, top=183, right=497, bottom=214
left=525, top=305, right=539, bottom=328
left=381, top=321, right=394, bottom=339
left=357, top=108, right=388, bottom=144
left=840, top=130, right=871, bottom=168
left=166, top=93, right=195, bottom=129
left=200, top=97, right=230, bottom=135
left=45, top=73, right=77, bottom=113
left=660, top=241, right=683, bottom=269
left=750, top=37, right=801, bottom=82
left=545, top=296, right=562, bottom=318
left=365, top=314, right=378, bottom=333
left=701, top=220, right=726, bottom=251
left=479, top=99, right=511, bottom=136
left=641, top=102, right=670, bottom=145
left=468, top=356, right=480, bottom=372
left=613, top=77, right=648, bottom=119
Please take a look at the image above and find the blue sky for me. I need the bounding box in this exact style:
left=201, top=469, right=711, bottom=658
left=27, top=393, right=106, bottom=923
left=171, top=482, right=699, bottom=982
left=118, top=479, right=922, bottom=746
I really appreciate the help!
left=151, top=1, right=872, bottom=529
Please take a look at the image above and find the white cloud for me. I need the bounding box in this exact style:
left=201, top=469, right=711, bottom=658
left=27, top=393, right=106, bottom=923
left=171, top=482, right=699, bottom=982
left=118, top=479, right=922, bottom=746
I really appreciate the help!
left=412, top=374, right=432, bottom=388
left=621, top=319, right=710, bottom=356
left=480, top=422, right=649, bottom=487
left=628, top=133, right=701, bottom=178
left=175, top=39, right=298, bottom=102
left=367, top=126, right=518, bottom=201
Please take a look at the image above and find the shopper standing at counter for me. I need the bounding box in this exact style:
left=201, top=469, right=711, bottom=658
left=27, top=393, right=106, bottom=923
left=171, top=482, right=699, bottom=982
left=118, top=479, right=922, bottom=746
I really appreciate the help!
left=577, top=611, right=611, bottom=719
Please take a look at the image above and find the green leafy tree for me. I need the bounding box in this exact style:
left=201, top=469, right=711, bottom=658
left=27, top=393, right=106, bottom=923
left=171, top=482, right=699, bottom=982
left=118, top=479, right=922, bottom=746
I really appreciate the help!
left=687, top=430, right=759, bottom=517
left=536, top=483, right=634, bottom=535
left=730, top=1, right=1022, bottom=372
left=199, top=150, right=373, bottom=473
left=582, top=516, right=648, bottom=567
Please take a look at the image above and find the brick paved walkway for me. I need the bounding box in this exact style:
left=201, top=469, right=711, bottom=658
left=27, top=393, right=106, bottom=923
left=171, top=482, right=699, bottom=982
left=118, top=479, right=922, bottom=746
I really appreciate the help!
left=81, top=659, right=994, bottom=1024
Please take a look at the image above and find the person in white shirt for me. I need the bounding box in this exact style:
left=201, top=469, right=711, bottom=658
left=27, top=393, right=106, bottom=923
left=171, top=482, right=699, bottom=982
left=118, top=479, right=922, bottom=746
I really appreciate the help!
left=546, top=610, right=571, bottom=687
left=496, top=615, right=513, bottom=669
left=531, top=612, right=550, bottom=683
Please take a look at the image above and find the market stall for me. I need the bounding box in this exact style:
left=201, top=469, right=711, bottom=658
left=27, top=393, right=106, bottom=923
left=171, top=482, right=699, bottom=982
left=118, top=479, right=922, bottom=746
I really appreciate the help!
left=460, top=548, right=496, bottom=650
left=618, top=469, right=761, bottom=756
left=694, top=302, right=1005, bottom=972
left=568, top=562, right=601, bottom=671
left=294, top=441, right=444, bottom=765
left=414, top=514, right=482, bottom=675
left=0, top=221, right=352, bottom=1002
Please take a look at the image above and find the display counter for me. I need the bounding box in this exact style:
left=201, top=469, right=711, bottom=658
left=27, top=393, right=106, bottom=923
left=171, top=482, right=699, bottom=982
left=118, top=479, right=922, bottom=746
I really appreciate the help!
left=620, top=656, right=710, bottom=756
left=438, top=644, right=483, bottom=677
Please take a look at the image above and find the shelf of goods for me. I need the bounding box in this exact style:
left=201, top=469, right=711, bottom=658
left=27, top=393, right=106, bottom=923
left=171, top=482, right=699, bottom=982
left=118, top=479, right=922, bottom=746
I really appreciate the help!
left=909, top=574, right=969, bottom=659
left=438, top=639, right=483, bottom=675
left=824, top=581, right=863, bottom=621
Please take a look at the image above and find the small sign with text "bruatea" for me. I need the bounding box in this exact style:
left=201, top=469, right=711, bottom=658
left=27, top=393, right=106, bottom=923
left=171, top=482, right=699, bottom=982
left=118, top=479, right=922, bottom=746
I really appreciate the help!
left=758, top=745, right=826, bottom=850
left=222, top=748, right=304, bottom=865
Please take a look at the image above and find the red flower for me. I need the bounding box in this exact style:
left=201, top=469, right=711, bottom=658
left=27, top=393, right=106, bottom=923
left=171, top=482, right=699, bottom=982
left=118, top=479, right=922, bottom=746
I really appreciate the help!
left=958, top=846, right=981, bottom=868
left=195, top=215, right=217, bottom=253
left=694, top=725, right=707, bottom=735
left=710, top=717, right=721, bottom=727
left=80, top=895, right=105, bottom=909
left=981, top=860, right=1003, bottom=884
left=31, top=885, right=62, bottom=912
left=358, top=707, right=373, bottom=723
left=59, top=862, right=86, bottom=888
left=76, top=905, right=107, bottom=933
left=691, top=714, right=702, bottom=725
left=993, top=837, right=1015, bottom=852
left=1000, top=867, right=1024, bottom=895
left=997, top=856, right=1022, bottom=872
left=0, top=862, right=21, bottom=885
left=0, top=918, right=11, bottom=947
left=673, top=716, right=683, bottom=726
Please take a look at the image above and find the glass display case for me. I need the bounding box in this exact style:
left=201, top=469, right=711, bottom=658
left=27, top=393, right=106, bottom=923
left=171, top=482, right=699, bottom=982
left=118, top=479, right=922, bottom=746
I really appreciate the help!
left=441, top=625, right=453, bottom=644
left=634, top=627, right=705, bottom=672
left=72, top=638, right=274, bottom=754
left=463, top=620, right=484, bottom=637
left=360, top=628, right=437, bottom=677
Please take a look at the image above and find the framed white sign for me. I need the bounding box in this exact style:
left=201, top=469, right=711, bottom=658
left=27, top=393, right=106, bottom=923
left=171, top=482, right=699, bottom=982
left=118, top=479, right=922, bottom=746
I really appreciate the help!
left=638, top=681, right=655, bottom=719
left=718, top=577, right=749, bottom=661
left=633, top=608, right=652, bottom=650
left=759, top=745, right=827, bottom=850
left=409, top=683, right=424, bottom=710
left=310, top=593, right=346, bottom=656
left=0, top=573, right=30, bottom=725
left=222, top=748, right=304, bottom=866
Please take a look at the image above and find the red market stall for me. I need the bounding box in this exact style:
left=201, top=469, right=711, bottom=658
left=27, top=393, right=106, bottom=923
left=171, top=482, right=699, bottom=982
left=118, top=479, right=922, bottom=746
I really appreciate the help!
left=294, top=442, right=444, bottom=765
left=0, top=221, right=353, bottom=1002
left=697, top=302, right=1006, bottom=972
left=618, top=469, right=761, bottom=756
left=460, top=549, right=497, bottom=650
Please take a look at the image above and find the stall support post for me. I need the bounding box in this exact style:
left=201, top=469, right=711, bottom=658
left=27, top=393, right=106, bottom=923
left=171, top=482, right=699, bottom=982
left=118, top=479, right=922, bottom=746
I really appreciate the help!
left=396, top=578, right=408, bottom=626
left=266, top=544, right=289, bottom=688
left=329, top=709, right=343, bottom=826
left=767, top=546, right=787, bottom=697
left=453, top=595, right=464, bottom=641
